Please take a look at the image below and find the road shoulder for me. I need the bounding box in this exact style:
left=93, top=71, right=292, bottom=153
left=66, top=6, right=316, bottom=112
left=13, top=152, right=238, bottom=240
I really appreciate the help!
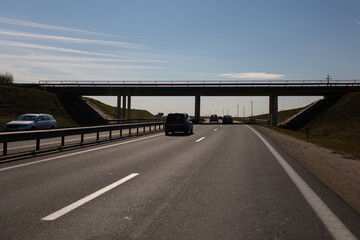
left=254, top=125, right=360, bottom=214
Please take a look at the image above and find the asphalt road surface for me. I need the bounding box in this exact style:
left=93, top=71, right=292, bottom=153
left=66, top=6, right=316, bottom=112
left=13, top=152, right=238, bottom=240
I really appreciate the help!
left=1, top=124, right=359, bottom=239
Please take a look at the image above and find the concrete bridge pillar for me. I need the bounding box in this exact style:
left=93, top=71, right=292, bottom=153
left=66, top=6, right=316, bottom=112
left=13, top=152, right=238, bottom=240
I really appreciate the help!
left=117, top=96, right=121, bottom=119
left=127, top=96, right=131, bottom=119
left=195, top=95, right=201, bottom=123
left=122, top=95, right=127, bottom=118
left=269, top=94, right=278, bottom=126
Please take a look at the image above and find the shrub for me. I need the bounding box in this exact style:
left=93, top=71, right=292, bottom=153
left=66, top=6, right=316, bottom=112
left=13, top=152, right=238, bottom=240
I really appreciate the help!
left=0, top=72, right=14, bottom=85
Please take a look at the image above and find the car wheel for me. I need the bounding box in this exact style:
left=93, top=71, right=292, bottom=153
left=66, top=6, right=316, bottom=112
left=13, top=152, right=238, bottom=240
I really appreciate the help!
left=165, top=131, right=169, bottom=135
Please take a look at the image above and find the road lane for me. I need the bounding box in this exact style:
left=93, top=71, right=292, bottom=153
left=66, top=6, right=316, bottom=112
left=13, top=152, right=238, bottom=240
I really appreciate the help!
left=0, top=124, right=359, bottom=239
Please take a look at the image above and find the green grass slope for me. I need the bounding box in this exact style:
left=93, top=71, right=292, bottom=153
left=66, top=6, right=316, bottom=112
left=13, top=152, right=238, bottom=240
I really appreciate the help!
left=84, top=97, right=155, bottom=119
left=0, top=85, right=76, bottom=129
left=242, top=106, right=306, bottom=123
left=253, top=92, right=360, bottom=158
left=302, top=92, right=360, bottom=157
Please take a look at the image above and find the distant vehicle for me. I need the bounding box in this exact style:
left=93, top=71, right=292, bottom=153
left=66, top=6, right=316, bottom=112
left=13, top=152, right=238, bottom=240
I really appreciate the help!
left=165, top=113, right=193, bottom=135
left=4, top=114, right=57, bottom=131
left=210, top=114, right=218, bottom=123
left=222, top=115, right=233, bottom=124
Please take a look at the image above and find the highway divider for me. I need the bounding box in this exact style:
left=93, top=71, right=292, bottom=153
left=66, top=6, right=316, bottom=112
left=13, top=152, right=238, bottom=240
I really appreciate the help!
left=0, top=122, right=164, bottom=156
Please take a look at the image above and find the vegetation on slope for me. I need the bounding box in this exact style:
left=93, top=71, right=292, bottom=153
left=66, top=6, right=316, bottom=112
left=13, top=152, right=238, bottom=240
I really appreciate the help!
left=240, top=106, right=306, bottom=123
left=253, top=92, right=360, bottom=158
left=58, top=95, right=107, bottom=126
left=83, top=97, right=155, bottom=119
left=301, top=92, right=360, bottom=157
left=0, top=85, right=76, bottom=129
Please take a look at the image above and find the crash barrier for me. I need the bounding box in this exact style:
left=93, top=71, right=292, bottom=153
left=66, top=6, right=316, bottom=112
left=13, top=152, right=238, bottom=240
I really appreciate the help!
left=107, top=118, right=162, bottom=124
left=0, top=122, right=164, bottom=156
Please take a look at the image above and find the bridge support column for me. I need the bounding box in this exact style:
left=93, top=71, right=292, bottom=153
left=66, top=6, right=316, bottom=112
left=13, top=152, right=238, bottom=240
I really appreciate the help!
left=122, top=96, right=127, bottom=118
left=269, top=94, right=278, bottom=126
left=117, top=96, right=121, bottom=119
left=195, top=95, right=201, bottom=123
left=127, top=96, right=131, bottom=119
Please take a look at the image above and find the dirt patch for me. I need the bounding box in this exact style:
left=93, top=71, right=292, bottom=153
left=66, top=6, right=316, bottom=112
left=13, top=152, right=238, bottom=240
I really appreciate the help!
left=255, top=125, right=360, bottom=214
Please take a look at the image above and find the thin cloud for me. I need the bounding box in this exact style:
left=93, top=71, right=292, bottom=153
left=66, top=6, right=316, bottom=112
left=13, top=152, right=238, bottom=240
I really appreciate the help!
left=0, top=39, right=125, bottom=57
left=0, top=17, right=128, bottom=39
left=0, top=53, right=168, bottom=64
left=218, top=72, right=284, bottom=80
left=0, top=29, right=147, bottom=50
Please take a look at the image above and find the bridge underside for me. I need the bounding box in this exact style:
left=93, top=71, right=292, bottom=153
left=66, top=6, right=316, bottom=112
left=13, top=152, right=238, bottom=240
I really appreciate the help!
left=40, top=83, right=359, bottom=126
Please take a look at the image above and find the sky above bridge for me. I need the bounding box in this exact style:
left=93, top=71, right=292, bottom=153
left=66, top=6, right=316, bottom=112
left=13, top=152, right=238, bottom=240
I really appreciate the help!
left=1, top=0, right=359, bottom=116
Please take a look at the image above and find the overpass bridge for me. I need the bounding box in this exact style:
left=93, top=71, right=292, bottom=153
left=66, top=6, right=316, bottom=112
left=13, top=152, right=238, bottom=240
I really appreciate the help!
left=38, top=80, right=360, bottom=126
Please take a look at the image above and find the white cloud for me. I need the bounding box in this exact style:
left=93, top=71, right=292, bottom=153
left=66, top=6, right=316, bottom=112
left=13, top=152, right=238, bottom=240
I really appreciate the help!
left=218, top=72, right=284, bottom=80
left=0, top=17, right=126, bottom=38
left=0, top=29, right=147, bottom=50
left=0, top=53, right=165, bottom=83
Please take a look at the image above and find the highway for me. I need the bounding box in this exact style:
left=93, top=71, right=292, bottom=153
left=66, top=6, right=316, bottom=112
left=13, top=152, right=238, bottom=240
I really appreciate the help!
left=0, top=124, right=359, bottom=239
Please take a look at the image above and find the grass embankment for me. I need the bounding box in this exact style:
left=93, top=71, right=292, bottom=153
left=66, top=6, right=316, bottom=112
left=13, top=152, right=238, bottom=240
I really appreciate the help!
left=84, top=97, right=155, bottom=119
left=0, top=85, right=76, bottom=129
left=253, top=92, right=360, bottom=158
left=241, top=106, right=306, bottom=123
left=301, top=92, right=360, bottom=158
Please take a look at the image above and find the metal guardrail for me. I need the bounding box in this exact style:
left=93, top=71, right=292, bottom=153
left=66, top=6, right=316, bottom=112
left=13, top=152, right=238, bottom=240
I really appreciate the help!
left=107, top=118, right=162, bottom=124
left=0, top=122, right=164, bottom=156
left=239, top=118, right=269, bottom=124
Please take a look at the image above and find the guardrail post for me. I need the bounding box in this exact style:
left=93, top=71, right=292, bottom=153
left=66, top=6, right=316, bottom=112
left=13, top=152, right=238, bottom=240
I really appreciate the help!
left=149, top=125, right=151, bottom=132
left=143, top=126, right=146, bottom=134
left=129, top=128, right=131, bottom=136
left=109, top=130, right=112, bottom=139
left=81, top=134, right=84, bottom=144
left=155, top=124, right=157, bottom=131
left=36, top=139, right=40, bottom=151
left=3, top=142, right=7, bottom=156
left=120, top=129, right=122, bottom=137
left=96, top=132, right=99, bottom=141
left=137, top=127, right=139, bottom=135
left=61, top=136, right=65, bottom=146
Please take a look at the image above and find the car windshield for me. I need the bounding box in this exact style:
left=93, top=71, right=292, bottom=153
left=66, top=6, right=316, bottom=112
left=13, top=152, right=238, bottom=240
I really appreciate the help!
left=167, top=114, right=185, bottom=123
left=15, top=115, right=37, bottom=121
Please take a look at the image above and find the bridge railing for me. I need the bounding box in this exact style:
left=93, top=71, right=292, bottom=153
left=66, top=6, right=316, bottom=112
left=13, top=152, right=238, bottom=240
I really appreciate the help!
left=38, top=80, right=360, bottom=88
left=0, top=122, right=164, bottom=156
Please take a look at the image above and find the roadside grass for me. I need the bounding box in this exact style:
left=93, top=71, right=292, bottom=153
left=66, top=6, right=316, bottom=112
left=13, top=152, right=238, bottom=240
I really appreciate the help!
left=83, top=97, right=156, bottom=119
left=254, top=92, right=360, bottom=159
left=247, top=106, right=306, bottom=123
left=0, top=85, right=76, bottom=129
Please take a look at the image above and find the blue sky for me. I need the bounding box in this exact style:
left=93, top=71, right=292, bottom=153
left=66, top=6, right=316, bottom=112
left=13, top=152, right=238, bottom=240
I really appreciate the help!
left=1, top=0, right=360, bottom=116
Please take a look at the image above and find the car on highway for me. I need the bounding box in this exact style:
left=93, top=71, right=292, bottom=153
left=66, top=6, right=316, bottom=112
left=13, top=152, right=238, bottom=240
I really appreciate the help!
left=4, top=113, right=57, bottom=131
left=222, top=115, right=233, bottom=124
left=165, top=113, right=193, bottom=135
left=210, top=114, right=218, bottom=123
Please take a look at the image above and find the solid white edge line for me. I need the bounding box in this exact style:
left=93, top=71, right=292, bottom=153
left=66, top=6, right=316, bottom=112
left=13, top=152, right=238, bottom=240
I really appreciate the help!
left=246, top=125, right=356, bottom=240
left=195, top=137, right=205, bottom=142
left=0, top=133, right=163, bottom=172
left=42, top=173, right=139, bottom=221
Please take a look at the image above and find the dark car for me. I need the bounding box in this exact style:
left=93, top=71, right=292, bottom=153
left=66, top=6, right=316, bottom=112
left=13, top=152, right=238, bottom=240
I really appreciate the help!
left=165, top=113, right=193, bottom=135
left=222, top=115, right=233, bottom=124
left=210, top=114, right=218, bottom=123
